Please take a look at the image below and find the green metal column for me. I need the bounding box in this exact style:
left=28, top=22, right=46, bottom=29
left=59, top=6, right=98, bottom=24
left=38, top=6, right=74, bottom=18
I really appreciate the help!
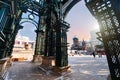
left=44, top=25, right=49, bottom=56
left=1, top=10, right=22, bottom=58
left=34, top=16, right=45, bottom=55
left=44, top=24, right=55, bottom=56
left=55, top=24, right=62, bottom=67
left=0, top=5, right=10, bottom=59
left=61, top=27, right=69, bottom=67
left=0, top=0, right=23, bottom=59
left=0, top=17, right=14, bottom=58
left=44, top=0, right=56, bottom=56
left=55, top=20, right=69, bottom=67
left=48, top=29, right=56, bottom=56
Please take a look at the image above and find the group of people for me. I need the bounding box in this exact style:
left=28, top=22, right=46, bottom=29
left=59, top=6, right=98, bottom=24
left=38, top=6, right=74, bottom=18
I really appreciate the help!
left=69, top=49, right=105, bottom=58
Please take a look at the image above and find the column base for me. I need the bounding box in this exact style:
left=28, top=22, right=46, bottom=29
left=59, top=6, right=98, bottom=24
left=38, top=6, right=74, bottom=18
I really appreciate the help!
left=0, top=60, right=7, bottom=73
left=0, top=57, right=12, bottom=79
left=40, top=56, right=55, bottom=69
left=6, top=56, right=13, bottom=67
left=53, top=66, right=71, bottom=75
left=107, top=74, right=111, bottom=80
left=32, top=55, right=42, bottom=63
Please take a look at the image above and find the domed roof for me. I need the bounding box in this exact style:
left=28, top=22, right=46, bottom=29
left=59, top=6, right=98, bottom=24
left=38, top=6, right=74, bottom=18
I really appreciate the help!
left=73, top=36, right=78, bottom=40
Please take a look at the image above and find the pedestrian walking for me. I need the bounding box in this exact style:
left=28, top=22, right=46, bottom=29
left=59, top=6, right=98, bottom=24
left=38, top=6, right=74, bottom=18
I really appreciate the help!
left=92, top=51, right=96, bottom=58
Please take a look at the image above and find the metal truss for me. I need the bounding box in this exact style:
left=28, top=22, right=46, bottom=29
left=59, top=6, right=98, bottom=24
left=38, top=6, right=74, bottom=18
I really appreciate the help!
left=0, top=1, right=120, bottom=79
left=85, top=0, right=120, bottom=80
left=19, top=0, right=45, bottom=16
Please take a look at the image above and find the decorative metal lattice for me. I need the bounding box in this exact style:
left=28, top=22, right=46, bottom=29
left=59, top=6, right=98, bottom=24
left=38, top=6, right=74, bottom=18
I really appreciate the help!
left=85, top=0, right=120, bottom=80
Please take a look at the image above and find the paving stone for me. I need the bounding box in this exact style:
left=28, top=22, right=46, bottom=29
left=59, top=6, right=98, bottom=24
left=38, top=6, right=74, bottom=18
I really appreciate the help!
left=7, top=55, right=109, bottom=80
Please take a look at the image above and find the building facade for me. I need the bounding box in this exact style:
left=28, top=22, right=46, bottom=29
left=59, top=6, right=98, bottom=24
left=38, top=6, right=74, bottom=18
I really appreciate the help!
left=14, top=34, right=35, bottom=49
left=88, top=29, right=102, bottom=50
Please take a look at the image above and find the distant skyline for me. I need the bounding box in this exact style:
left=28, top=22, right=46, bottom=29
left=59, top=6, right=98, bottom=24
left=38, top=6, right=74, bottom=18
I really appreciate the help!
left=65, top=1, right=99, bottom=45
left=19, top=1, right=100, bottom=45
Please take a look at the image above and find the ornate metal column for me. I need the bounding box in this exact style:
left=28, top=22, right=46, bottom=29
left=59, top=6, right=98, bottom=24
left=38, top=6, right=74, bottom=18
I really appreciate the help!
left=40, top=0, right=57, bottom=68
left=85, top=0, right=120, bottom=80
left=44, top=1, right=56, bottom=57
left=33, top=16, right=45, bottom=62
left=0, top=0, right=23, bottom=59
left=53, top=20, right=70, bottom=72
left=0, top=1, right=11, bottom=59
left=44, top=22, right=56, bottom=56
left=34, top=16, right=45, bottom=55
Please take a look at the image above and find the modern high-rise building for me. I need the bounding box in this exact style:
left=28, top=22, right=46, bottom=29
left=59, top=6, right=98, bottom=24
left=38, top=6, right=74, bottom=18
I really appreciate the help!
left=88, top=29, right=102, bottom=50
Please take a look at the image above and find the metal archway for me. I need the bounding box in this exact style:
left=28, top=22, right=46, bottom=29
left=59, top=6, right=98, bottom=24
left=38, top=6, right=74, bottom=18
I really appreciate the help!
left=62, top=0, right=120, bottom=80
left=62, top=0, right=82, bottom=18
left=85, top=0, right=120, bottom=80
left=19, top=18, right=38, bottom=29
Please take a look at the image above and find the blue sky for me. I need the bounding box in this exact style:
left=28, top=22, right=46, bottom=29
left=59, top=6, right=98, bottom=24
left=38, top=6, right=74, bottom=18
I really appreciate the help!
left=18, top=23, right=36, bottom=41
left=18, top=12, right=38, bottom=41
left=19, top=1, right=99, bottom=45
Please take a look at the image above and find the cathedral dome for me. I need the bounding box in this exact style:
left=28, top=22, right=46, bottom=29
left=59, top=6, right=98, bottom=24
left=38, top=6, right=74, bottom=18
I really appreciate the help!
left=73, top=36, right=78, bottom=41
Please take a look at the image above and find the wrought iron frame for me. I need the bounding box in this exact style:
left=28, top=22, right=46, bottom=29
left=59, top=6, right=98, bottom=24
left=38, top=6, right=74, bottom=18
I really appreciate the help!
left=0, top=1, right=120, bottom=79
left=85, top=0, right=120, bottom=80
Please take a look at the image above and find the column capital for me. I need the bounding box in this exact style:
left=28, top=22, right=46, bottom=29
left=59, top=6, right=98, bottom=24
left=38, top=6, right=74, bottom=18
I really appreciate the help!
left=35, top=30, right=44, bottom=34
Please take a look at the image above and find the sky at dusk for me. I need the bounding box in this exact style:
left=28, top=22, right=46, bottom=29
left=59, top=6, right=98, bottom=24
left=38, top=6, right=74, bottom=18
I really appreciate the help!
left=65, top=0, right=99, bottom=45
left=18, top=0, right=100, bottom=45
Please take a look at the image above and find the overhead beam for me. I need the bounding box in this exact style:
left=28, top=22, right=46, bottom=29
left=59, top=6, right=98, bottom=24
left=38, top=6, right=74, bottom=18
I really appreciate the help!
left=62, top=0, right=81, bottom=18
